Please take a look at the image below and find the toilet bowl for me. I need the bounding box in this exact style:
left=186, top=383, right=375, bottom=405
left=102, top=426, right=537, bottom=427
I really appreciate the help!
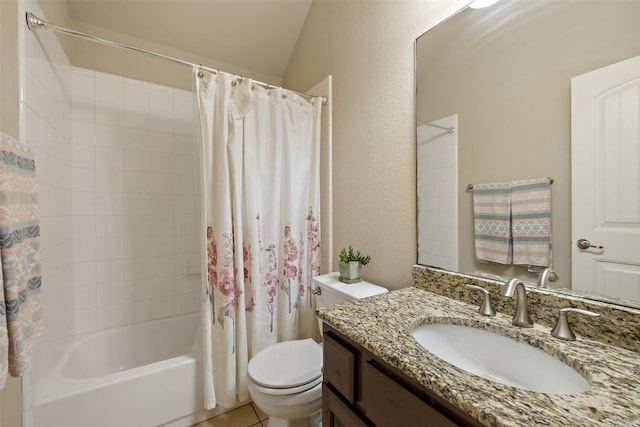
left=248, top=338, right=323, bottom=427
left=247, top=272, right=387, bottom=427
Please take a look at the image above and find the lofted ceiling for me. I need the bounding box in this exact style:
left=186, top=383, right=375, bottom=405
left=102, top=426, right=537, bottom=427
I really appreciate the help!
left=64, top=0, right=313, bottom=79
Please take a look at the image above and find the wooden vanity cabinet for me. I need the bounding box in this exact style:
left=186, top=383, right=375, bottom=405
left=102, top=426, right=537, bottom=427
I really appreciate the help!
left=322, top=324, right=482, bottom=427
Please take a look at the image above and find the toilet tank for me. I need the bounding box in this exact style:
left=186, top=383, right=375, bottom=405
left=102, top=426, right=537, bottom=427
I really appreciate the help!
left=313, top=272, right=387, bottom=334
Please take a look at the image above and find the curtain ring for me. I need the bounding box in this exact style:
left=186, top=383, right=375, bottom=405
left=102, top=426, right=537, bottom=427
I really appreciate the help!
left=197, top=70, right=204, bottom=78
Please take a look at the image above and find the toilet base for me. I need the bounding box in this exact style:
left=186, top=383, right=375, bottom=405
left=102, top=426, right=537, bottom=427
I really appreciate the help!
left=266, top=410, right=322, bottom=427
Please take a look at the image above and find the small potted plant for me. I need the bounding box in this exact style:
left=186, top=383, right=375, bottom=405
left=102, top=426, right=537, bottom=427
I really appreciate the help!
left=338, top=246, right=371, bottom=283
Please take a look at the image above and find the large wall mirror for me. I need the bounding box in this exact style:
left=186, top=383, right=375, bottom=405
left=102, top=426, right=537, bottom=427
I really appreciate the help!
left=416, top=0, right=640, bottom=308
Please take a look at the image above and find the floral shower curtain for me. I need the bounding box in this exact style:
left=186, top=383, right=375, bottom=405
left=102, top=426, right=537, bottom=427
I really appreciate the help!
left=195, top=68, right=322, bottom=409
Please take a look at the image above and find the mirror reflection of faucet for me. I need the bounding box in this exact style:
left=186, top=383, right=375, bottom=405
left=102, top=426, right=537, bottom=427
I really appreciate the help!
left=537, top=268, right=559, bottom=288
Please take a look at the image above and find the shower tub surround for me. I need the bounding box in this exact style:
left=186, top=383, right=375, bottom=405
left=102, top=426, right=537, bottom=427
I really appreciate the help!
left=316, top=273, right=640, bottom=426
left=70, top=66, right=200, bottom=334
left=33, top=313, right=221, bottom=427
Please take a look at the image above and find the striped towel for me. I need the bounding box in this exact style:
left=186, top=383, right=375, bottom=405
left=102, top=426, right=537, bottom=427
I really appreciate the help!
left=511, top=178, right=552, bottom=267
left=473, top=182, right=512, bottom=264
left=0, top=133, right=42, bottom=389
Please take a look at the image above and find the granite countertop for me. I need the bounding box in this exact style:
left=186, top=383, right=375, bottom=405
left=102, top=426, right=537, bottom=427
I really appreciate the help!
left=316, top=287, right=640, bottom=427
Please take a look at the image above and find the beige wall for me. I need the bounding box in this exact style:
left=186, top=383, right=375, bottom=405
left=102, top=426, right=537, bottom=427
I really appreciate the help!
left=1, top=0, right=19, bottom=138
left=0, top=0, right=22, bottom=423
left=416, top=1, right=640, bottom=287
left=283, top=0, right=468, bottom=290
left=40, top=0, right=282, bottom=91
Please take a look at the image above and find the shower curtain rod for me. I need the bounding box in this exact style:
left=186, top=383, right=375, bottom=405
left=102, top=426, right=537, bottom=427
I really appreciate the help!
left=25, top=12, right=327, bottom=105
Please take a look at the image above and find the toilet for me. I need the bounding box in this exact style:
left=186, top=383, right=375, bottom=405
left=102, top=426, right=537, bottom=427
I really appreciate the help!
left=247, top=272, right=388, bottom=427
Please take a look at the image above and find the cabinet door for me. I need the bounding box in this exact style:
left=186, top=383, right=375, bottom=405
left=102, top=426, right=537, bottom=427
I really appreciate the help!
left=365, top=362, right=457, bottom=427
left=323, top=384, right=368, bottom=427
left=323, top=332, right=356, bottom=403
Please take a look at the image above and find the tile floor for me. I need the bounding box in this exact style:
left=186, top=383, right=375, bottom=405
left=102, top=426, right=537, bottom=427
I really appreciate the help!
left=192, top=403, right=268, bottom=427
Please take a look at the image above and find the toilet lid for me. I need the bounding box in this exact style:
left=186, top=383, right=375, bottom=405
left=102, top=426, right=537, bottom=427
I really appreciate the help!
left=248, top=338, right=322, bottom=389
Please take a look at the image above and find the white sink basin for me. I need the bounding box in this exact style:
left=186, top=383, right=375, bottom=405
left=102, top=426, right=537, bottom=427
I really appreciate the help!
left=411, top=324, right=590, bottom=395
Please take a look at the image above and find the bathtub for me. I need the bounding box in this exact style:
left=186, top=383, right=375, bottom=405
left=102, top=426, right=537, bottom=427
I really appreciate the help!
left=33, top=313, right=218, bottom=427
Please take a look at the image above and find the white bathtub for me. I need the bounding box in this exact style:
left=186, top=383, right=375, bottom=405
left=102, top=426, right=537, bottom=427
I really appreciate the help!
left=33, top=313, right=217, bottom=427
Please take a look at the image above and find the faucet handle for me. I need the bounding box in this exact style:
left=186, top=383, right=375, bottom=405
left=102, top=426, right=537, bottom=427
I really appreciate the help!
left=465, top=284, right=496, bottom=317
left=551, top=307, right=600, bottom=341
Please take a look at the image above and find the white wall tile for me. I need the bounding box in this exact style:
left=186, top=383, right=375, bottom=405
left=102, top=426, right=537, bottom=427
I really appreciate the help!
left=95, top=215, right=125, bottom=237
left=96, top=259, right=124, bottom=284
left=96, top=305, right=125, bottom=329
left=95, top=192, right=123, bottom=214
left=72, top=144, right=95, bottom=168
left=123, top=78, right=149, bottom=112
left=123, top=300, right=150, bottom=324
left=150, top=276, right=174, bottom=298
left=73, top=261, right=96, bottom=287
left=123, top=171, right=149, bottom=193
left=72, top=192, right=96, bottom=215
left=95, top=170, right=124, bottom=192
left=95, top=237, right=124, bottom=260
left=72, top=215, right=96, bottom=238
left=124, top=279, right=150, bottom=302
left=69, top=67, right=198, bottom=333
left=148, top=173, right=173, bottom=194
left=149, top=152, right=173, bottom=173
left=150, top=296, right=174, bottom=320
left=148, top=194, right=173, bottom=214
left=74, top=309, right=96, bottom=334
left=72, top=168, right=95, bottom=192
left=149, top=131, right=173, bottom=153
left=172, top=89, right=193, bottom=117
left=149, top=84, right=173, bottom=113
left=95, top=72, right=123, bottom=108
left=124, top=149, right=149, bottom=172
left=95, top=124, right=123, bottom=147
left=72, top=67, right=95, bottom=101
left=149, top=112, right=173, bottom=132
left=149, top=256, right=175, bottom=277
left=72, top=120, right=95, bottom=145
left=174, top=292, right=199, bottom=315
left=95, top=146, right=124, bottom=170
left=173, top=134, right=195, bottom=153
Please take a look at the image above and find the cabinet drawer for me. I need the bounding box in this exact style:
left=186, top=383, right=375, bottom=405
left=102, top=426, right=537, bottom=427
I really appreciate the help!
left=322, top=384, right=368, bottom=427
left=323, top=332, right=356, bottom=403
left=365, top=362, right=457, bottom=427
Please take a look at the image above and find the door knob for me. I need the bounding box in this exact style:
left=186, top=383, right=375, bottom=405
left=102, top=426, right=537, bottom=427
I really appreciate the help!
left=576, top=239, right=603, bottom=250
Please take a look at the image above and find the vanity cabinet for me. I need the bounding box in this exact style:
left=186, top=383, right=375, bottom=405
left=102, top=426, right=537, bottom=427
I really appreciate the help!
left=322, top=325, right=482, bottom=427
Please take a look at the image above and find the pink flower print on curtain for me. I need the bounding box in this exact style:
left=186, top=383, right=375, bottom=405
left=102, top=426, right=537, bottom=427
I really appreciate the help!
left=256, top=215, right=278, bottom=332
left=206, top=227, right=217, bottom=309
left=216, top=232, right=241, bottom=327
left=282, top=225, right=299, bottom=313
left=307, top=209, right=320, bottom=277
left=243, top=242, right=256, bottom=313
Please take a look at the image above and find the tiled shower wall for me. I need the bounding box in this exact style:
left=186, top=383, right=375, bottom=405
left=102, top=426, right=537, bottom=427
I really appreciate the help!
left=18, top=0, right=74, bottom=348
left=71, top=66, right=200, bottom=333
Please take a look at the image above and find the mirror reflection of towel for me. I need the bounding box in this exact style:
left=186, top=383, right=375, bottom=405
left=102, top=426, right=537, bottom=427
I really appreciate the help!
left=511, top=178, right=552, bottom=267
left=473, top=182, right=512, bottom=264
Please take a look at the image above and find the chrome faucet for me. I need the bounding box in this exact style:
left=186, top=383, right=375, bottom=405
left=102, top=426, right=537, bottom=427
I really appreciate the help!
left=537, top=268, right=559, bottom=288
left=500, top=279, right=533, bottom=328
left=551, top=307, right=600, bottom=341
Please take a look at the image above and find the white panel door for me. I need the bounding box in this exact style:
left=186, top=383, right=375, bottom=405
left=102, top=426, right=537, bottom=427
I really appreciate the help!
left=571, top=55, right=640, bottom=302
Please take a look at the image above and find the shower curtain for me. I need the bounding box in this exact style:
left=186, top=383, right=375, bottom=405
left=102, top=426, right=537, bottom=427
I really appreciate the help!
left=195, top=68, right=322, bottom=409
